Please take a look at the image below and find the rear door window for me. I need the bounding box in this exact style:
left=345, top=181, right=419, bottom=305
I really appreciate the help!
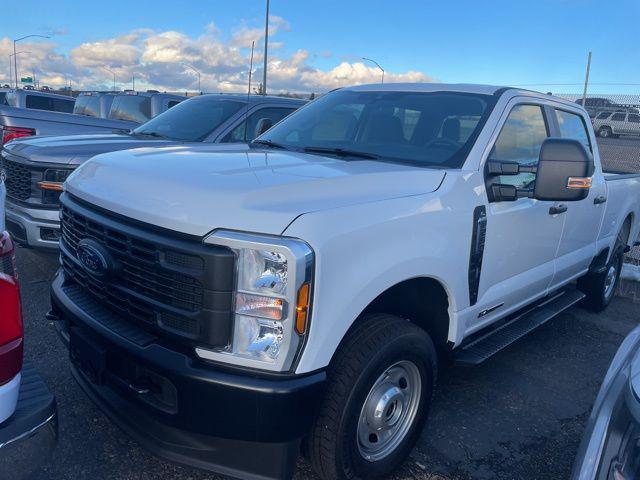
left=611, top=113, right=626, bottom=122
left=628, top=114, right=640, bottom=123
left=555, top=109, right=592, bottom=152
left=109, top=95, right=152, bottom=123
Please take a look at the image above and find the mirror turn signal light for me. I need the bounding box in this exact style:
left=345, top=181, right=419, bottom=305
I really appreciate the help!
left=37, top=181, right=64, bottom=191
left=567, top=177, right=592, bottom=189
left=295, top=282, right=311, bottom=334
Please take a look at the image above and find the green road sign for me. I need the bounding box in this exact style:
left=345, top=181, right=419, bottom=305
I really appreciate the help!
left=20, top=76, right=33, bottom=83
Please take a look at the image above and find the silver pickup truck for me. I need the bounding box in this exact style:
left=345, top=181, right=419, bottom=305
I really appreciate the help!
left=2, top=93, right=305, bottom=250
left=0, top=91, right=185, bottom=147
left=2, top=88, right=75, bottom=113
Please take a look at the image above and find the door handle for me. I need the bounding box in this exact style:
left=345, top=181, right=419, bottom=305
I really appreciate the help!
left=549, top=204, right=568, bottom=215
left=594, top=195, right=607, bottom=205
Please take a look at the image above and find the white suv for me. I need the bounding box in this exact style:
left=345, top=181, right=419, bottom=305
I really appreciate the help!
left=593, top=110, right=640, bottom=138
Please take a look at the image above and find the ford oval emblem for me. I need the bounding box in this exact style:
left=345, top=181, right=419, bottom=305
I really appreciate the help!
left=77, top=239, right=115, bottom=279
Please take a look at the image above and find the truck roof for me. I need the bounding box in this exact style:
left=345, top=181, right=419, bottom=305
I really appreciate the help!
left=344, top=82, right=582, bottom=110
left=3, top=88, right=76, bottom=102
left=202, top=93, right=307, bottom=106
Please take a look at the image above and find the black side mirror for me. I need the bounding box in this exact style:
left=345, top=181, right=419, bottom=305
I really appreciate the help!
left=254, top=118, right=274, bottom=138
left=533, top=138, right=593, bottom=202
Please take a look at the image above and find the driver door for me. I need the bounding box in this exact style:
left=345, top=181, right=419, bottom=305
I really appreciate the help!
left=472, top=102, right=565, bottom=325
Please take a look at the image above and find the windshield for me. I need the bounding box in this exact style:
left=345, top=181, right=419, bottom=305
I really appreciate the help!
left=132, top=96, right=245, bottom=142
left=258, top=90, right=495, bottom=168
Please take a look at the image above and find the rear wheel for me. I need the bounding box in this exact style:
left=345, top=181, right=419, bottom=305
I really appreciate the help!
left=578, top=226, right=627, bottom=311
left=308, top=314, right=437, bottom=480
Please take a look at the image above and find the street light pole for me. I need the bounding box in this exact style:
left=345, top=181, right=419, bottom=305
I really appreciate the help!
left=262, top=0, right=270, bottom=95
left=9, top=51, right=31, bottom=88
left=13, top=34, right=50, bottom=88
left=362, top=57, right=385, bottom=84
left=104, top=67, right=116, bottom=91
left=183, top=64, right=201, bottom=93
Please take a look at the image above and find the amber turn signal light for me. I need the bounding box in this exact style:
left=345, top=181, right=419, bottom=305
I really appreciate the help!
left=295, top=282, right=311, bottom=334
left=567, top=177, right=592, bottom=189
left=37, top=181, right=64, bottom=191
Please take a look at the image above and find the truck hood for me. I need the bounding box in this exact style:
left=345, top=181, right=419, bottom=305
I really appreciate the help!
left=3, top=133, right=175, bottom=165
left=66, top=145, right=447, bottom=237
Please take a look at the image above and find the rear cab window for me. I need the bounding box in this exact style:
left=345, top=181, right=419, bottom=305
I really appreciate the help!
left=74, top=95, right=101, bottom=117
left=25, top=94, right=74, bottom=113
left=109, top=95, right=152, bottom=123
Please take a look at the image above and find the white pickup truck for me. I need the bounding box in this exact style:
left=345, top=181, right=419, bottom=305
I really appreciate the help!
left=0, top=170, right=58, bottom=476
left=49, top=84, right=640, bottom=480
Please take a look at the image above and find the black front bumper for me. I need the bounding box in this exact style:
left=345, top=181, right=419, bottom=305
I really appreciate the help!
left=50, top=271, right=326, bottom=480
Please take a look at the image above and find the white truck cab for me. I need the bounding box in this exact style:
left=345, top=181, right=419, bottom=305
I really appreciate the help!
left=50, top=84, right=640, bottom=480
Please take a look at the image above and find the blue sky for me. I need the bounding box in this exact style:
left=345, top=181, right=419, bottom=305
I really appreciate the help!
left=3, top=0, right=639, bottom=93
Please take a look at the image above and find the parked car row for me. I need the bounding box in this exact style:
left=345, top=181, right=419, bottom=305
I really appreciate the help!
left=1, top=93, right=304, bottom=249
left=1, top=83, right=640, bottom=480
left=576, top=97, right=640, bottom=119
left=0, top=89, right=186, bottom=147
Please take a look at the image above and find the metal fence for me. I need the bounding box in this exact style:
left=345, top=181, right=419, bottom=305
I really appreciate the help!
left=555, top=93, right=640, bottom=268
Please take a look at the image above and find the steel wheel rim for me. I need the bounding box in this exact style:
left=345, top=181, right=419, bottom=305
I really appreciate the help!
left=357, top=360, right=422, bottom=462
left=604, top=262, right=618, bottom=300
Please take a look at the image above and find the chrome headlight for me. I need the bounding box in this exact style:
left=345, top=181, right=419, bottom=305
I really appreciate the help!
left=198, top=230, right=314, bottom=372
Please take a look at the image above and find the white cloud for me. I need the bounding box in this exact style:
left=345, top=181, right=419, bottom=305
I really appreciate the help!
left=0, top=18, right=435, bottom=94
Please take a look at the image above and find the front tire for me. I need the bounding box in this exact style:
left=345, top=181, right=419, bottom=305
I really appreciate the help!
left=598, top=126, right=612, bottom=138
left=308, top=314, right=437, bottom=480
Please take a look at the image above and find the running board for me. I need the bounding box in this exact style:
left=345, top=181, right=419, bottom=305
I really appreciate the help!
left=454, top=289, right=585, bottom=366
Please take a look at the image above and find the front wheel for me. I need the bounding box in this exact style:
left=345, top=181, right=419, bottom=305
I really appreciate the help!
left=598, top=126, right=612, bottom=138
left=308, top=314, right=437, bottom=480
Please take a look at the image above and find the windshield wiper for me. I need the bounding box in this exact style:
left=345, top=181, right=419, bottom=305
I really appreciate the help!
left=251, top=139, right=289, bottom=150
left=132, top=130, right=169, bottom=139
left=303, top=146, right=379, bottom=160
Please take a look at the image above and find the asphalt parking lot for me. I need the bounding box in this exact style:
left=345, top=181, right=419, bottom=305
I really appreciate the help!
left=15, top=247, right=640, bottom=480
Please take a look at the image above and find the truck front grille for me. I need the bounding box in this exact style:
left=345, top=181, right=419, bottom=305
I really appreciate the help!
left=59, top=194, right=236, bottom=348
left=0, top=152, right=70, bottom=206
left=0, top=156, right=31, bottom=201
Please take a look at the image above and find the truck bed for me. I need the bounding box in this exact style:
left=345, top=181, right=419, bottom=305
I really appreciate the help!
left=0, top=105, right=137, bottom=138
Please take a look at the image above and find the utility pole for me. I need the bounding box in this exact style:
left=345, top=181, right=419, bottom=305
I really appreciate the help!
left=132, top=74, right=135, bottom=91
left=581, top=51, right=592, bottom=108
left=262, top=0, right=270, bottom=95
